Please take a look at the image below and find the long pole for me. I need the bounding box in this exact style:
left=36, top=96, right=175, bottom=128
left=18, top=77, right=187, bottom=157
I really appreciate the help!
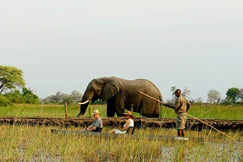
left=137, top=90, right=234, bottom=140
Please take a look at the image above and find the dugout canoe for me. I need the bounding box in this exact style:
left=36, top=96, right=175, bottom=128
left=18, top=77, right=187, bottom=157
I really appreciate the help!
left=50, top=129, right=201, bottom=142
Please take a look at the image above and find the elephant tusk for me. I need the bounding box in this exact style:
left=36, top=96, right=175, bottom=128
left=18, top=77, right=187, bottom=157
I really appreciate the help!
left=78, top=100, right=90, bottom=105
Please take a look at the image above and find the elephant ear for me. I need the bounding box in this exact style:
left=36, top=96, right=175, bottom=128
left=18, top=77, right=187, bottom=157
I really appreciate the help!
left=101, top=81, right=119, bottom=101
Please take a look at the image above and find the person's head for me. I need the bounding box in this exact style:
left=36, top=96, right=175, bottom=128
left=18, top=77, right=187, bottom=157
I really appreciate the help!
left=122, top=111, right=134, bottom=119
left=92, top=109, right=100, bottom=119
left=175, top=89, right=181, bottom=98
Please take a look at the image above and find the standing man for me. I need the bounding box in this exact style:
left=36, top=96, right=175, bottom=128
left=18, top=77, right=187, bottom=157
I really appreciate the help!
left=164, top=89, right=190, bottom=137
left=81, top=109, right=103, bottom=132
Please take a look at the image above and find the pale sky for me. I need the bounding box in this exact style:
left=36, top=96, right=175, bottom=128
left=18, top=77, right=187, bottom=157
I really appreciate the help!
left=1, top=0, right=243, bottom=101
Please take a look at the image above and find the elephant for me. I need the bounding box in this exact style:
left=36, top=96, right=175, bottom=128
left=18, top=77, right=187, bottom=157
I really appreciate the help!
left=77, top=76, right=162, bottom=117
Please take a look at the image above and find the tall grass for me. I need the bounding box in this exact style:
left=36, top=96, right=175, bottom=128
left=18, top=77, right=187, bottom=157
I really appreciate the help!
left=0, top=125, right=242, bottom=161
left=0, top=104, right=242, bottom=161
left=0, top=104, right=242, bottom=120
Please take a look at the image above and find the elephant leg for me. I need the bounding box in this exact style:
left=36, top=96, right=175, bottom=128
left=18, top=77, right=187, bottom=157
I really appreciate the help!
left=153, top=103, right=160, bottom=117
left=115, top=105, right=125, bottom=117
left=107, top=103, right=116, bottom=117
left=140, top=100, right=159, bottom=117
left=107, top=98, right=125, bottom=117
left=114, top=97, right=125, bottom=116
left=150, top=102, right=159, bottom=117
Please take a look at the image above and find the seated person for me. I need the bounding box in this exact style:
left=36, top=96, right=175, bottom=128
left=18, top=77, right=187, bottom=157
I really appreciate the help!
left=109, top=111, right=134, bottom=134
left=81, top=109, right=103, bottom=132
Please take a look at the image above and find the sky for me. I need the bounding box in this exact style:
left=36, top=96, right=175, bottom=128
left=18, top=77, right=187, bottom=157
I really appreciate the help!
left=0, top=0, right=243, bottom=101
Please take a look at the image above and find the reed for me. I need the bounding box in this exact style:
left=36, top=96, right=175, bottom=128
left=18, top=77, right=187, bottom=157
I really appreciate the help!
left=0, top=125, right=242, bottom=161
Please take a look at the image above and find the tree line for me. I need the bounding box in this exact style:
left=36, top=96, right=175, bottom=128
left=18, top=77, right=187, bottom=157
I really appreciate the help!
left=0, top=65, right=242, bottom=106
left=42, top=90, right=82, bottom=104
left=168, top=87, right=243, bottom=105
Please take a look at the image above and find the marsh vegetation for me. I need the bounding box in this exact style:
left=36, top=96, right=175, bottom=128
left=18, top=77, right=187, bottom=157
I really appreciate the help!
left=0, top=104, right=242, bottom=161
left=0, top=125, right=242, bottom=161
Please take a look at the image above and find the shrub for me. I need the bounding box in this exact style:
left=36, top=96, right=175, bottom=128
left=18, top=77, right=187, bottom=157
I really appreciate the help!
left=4, top=88, right=39, bottom=104
left=91, top=99, right=106, bottom=105
left=0, top=95, right=11, bottom=106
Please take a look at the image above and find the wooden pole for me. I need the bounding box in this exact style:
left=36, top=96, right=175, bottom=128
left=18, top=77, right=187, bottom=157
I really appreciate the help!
left=64, top=102, right=68, bottom=119
left=159, top=102, right=162, bottom=119
left=89, top=107, right=91, bottom=117
left=39, top=102, right=44, bottom=117
left=186, top=114, right=234, bottom=140
left=137, top=90, right=234, bottom=140
left=138, top=90, right=162, bottom=104
left=131, top=104, right=134, bottom=113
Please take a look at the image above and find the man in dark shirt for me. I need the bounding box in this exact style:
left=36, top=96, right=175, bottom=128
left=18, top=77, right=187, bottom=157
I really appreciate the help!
left=81, top=109, right=103, bottom=132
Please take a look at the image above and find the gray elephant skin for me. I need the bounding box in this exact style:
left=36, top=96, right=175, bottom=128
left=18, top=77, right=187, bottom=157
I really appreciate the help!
left=77, top=76, right=162, bottom=117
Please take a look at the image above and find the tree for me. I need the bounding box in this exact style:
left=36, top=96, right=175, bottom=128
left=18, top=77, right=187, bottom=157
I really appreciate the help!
left=21, top=88, right=39, bottom=104
left=42, top=90, right=82, bottom=104
left=182, top=87, right=191, bottom=99
left=240, top=88, right=243, bottom=102
left=169, top=86, right=191, bottom=103
left=0, top=95, right=11, bottom=106
left=70, top=90, right=82, bottom=101
left=226, top=87, right=240, bottom=104
left=42, top=91, right=63, bottom=104
left=207, top=89, right=221, bottom=104
left=62, top=93, right=74, bottom=104
left=0, top=65, right=25, bottom=94
left=171, top=86, right=177, bottom=96
left=168, top=86, right=177, bottom=104
left=195, top=97, right=203, bottom=104
left=4, top=88, right=39, bottom=104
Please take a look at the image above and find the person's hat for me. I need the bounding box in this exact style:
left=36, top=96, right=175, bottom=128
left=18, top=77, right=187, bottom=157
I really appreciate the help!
left=92, top=109, right=100, bottom=115
left=122, top=111, right=134, bottom=119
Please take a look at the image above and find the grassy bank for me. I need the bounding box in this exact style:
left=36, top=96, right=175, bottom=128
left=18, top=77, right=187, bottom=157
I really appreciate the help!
left=0, top=125, right=242, bottom=161
left=0, top=104, right=242, bottom=120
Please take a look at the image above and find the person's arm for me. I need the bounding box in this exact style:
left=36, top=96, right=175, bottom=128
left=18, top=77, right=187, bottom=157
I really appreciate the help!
left=80, top=125, right=91, bottom=131
left=87, top=126, right=97, bottom=131
left=86, top=125, right=92, bottom=131
left=121, top=120, right=131, bottom=131
left=174, top=101, right=181, bottom=113
left=163, top=103, right=175, bottom=109
left=86, top=124, right=98, bottom=131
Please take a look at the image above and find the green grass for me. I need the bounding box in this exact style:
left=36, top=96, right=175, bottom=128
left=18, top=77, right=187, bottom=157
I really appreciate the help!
left=0, top=125, right=242, bottom=161
left=0, top=104, right=242, bottom=120
left=162, top=104, right=243, bottom=120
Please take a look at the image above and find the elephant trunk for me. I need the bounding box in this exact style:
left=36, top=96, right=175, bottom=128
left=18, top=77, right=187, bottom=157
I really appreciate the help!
left=77, top=103, right=89, bottom=117
left=77, top=98, right=91, bottom=117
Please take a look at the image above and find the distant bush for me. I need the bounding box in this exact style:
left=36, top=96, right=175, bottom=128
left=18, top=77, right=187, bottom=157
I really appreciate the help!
left=0, top=95, right=11, bottom=106
left=4, top=88, right=39, bottom=104
left=91, top=99, right=106, bottom=105
left=42, top=90, right=82, bottom=105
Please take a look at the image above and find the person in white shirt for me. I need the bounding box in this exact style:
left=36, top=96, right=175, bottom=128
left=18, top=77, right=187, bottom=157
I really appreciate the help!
left=109, top=111, right=134, bottom=134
